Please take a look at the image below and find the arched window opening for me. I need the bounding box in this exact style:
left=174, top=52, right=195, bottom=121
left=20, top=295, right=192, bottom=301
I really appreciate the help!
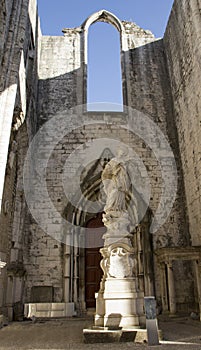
left=87, top=22, right=123, bottom=111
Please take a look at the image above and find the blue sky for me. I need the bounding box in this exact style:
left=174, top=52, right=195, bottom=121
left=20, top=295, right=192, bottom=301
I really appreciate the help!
left=37, top=0, right=174, bottom=110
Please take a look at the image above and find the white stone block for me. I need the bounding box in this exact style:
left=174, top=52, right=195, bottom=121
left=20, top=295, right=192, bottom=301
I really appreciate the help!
left=24, top=302, right=75, bottom=318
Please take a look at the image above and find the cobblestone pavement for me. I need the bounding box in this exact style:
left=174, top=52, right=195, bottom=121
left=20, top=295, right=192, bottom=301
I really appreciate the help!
left=0, top=316, right=201, bottom=350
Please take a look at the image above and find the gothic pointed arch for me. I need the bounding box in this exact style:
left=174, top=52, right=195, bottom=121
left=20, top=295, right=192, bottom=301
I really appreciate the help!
left=82, top=10, right=125, bottom=36
left=79, top=10, right=128, bottom=109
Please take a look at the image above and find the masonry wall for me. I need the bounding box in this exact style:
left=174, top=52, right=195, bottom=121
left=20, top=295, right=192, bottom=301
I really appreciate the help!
left=1, top=1, right=198, bottom=317
left=0, top=0, right=41, bottom=319
left=164, top=0, right=201, bottom=246
left=124, top=21, right=189, bottom=249
left=38, top=32, right=81, bottom=125
left=36, top=20, right=190, bottom=251
left=22, top=32, right=82, bottom=304
left=123, top=21, right=193, bottom=308
left=24, top=16, right=194, bottom=312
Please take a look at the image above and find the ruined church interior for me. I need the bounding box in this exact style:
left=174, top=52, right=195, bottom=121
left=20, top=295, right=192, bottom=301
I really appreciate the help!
left=0, top=0, right=201, bottom=345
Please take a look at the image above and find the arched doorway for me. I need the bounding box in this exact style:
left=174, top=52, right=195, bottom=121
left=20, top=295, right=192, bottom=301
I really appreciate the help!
left=85, top=212, right=106, bottom=308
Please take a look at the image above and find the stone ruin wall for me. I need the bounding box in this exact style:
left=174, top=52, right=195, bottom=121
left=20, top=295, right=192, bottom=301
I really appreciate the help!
left=164, top=0, right=201, bottom=247
left=0, top=0, right=200, bottom=316
left=23, top=12, right=193, bottom=307
left=0, top=0, right=41, bottom=316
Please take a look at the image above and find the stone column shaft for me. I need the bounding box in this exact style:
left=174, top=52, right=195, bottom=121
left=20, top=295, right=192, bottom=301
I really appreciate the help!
left=160, top=263, right=168, bottom=312
left=167, top=262, right=176, bottom=314
left=195, top=260, right=201, bottom=321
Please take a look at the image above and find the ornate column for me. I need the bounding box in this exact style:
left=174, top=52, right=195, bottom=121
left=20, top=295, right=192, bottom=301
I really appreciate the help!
left=166, top=261, right=176, bottom=314
left=94, top=148, right=145, bottom=329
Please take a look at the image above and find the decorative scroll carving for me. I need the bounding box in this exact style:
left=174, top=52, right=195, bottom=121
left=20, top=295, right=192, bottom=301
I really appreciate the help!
left=100, top=243, right=137, bottom=279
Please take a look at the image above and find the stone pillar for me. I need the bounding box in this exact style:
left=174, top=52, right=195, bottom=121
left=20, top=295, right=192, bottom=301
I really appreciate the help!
left=63, top=233, right=75, bottom=317
left=160, top=263, right=168, bottom=313
left=79, top=228, right=86, bottom=313
left=6, top=275, right=14, bottom=321
left=64, top=244, right=71, bottom=303
left=73, top=244, right=79, bottom=305
left=167, top=261, right=176, bottom=314
left=194, top=260, right=201, bottom=321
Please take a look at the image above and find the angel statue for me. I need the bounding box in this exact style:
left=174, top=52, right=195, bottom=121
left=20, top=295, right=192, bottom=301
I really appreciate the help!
left=101, top=146, right=131, bottom=215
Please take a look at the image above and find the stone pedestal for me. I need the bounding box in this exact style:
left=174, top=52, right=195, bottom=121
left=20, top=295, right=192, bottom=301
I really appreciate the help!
left=83, top=224, right=146, bottom=343
left=93, top=212, right=146, bottom=329
left=95, top=278, right=145, bottom=328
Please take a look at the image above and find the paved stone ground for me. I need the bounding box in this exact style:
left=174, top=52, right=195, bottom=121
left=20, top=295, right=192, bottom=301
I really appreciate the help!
left=0, top=315, right=201, bottom=350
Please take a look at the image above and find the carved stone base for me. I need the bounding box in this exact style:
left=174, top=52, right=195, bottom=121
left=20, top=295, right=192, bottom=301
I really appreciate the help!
left=94, top=278, right=145, bottom=329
